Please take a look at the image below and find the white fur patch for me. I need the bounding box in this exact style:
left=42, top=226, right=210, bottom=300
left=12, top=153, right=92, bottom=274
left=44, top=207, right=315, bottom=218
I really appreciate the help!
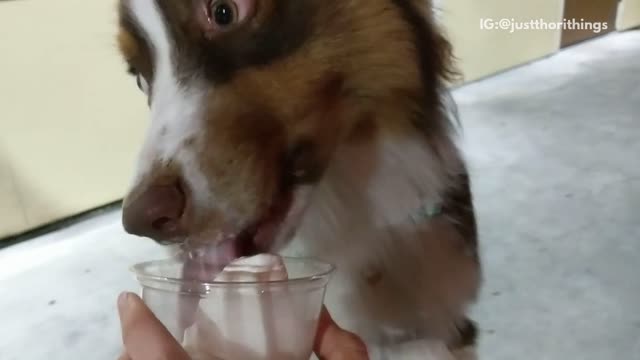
left=283, top=129, right=476, bottom=351
left=126, top=0, right=212, bottom=209
left=294, top=131, right=459, bottom=256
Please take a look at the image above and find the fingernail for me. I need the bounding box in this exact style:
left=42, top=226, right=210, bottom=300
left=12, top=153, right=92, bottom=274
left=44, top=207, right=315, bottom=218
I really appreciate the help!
left=118, top=292, right=132, bottom=313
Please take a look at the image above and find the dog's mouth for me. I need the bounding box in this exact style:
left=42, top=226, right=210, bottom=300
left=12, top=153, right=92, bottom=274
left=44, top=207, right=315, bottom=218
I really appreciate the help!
left=233, top=190, right=294, bottom=257
left=173, top=191, right=295, bottom=328
left=179, top=190, right=295, bottom=283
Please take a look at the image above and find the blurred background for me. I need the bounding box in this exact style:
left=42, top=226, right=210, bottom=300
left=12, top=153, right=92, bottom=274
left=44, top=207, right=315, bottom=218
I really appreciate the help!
left=0, top=0, right=636, bottom=239
left=0, top=0, right=638, bottom=359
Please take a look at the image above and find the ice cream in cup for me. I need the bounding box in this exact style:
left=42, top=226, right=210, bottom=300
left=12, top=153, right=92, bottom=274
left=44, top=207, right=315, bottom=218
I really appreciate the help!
left=131, top=254, right=334, bottom=360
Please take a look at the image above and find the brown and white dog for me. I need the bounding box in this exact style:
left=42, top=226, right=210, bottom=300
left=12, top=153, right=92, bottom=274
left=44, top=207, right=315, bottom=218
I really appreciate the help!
left=116, top=0, right=481, bottom=358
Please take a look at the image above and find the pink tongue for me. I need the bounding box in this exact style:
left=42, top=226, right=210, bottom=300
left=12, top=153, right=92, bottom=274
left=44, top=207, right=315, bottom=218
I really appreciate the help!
left=181, top=240, right=239, bottom=282
left=178, top=240, right=239, bottom=329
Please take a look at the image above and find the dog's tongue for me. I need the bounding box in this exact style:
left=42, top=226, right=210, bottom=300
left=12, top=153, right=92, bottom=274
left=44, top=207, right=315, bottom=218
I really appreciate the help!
left=177, top=240, right=287, bottom=338
left=181, top=239, right=239, bottom=282
left=178, top=239, right=239, bottom=330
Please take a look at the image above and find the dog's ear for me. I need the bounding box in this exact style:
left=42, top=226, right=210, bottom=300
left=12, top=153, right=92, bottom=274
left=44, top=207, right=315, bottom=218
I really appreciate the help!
left=375, top=0, right=459, bottom=140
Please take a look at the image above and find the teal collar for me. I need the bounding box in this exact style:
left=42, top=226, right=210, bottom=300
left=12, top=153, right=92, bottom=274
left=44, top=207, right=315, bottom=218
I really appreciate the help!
left=410, top=202, right=443, bottom=223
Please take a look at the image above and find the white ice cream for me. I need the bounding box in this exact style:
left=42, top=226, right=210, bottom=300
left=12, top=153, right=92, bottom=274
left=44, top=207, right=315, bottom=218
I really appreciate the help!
left=214, top=254, right=289, bottom=282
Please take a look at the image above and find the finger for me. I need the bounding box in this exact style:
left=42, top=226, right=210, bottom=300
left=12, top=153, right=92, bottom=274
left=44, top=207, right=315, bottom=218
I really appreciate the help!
left=117, top=353, right=132, bottom=360
left=118, top=292, right=191, bottom=360
left=314, top=307, right=369, bottom=360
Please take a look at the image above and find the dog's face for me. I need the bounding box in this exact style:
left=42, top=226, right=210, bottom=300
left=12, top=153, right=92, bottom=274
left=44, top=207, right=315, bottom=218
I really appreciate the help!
left=117, top=0, right=451, bottom=256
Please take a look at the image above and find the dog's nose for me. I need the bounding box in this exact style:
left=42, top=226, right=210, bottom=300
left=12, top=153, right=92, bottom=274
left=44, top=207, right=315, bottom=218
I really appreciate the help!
left=122, top=183, right=186, bottom=242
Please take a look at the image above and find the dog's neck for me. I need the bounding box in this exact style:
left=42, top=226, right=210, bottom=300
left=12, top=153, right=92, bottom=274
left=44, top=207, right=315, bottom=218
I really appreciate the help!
left=290, top=126, right=462, bottom=264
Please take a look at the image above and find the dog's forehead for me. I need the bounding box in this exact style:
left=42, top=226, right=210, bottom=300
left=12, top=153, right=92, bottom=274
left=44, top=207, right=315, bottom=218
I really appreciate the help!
left=118, top=0, right=315, bottom=85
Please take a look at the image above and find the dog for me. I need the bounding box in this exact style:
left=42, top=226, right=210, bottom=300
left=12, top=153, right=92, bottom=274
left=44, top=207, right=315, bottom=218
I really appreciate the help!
left=116, top=0, right=481, bottom=358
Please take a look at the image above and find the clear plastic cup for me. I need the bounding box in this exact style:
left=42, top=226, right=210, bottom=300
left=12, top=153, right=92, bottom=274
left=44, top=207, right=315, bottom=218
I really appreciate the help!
left=131, top=257, right=334, bottom=360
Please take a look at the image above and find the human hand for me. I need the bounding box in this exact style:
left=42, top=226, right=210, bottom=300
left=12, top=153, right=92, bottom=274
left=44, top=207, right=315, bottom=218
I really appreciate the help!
left=117, top=292, right=190, bottom=360
left=313, top=306, right=369, bottom=360
left=117, top=292, right=368, bottom=360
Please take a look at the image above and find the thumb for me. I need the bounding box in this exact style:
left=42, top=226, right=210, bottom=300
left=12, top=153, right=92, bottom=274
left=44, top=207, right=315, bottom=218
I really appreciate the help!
left=313, top=307, right=369, bottom=360
left=118, top=292, right=190, bottom=360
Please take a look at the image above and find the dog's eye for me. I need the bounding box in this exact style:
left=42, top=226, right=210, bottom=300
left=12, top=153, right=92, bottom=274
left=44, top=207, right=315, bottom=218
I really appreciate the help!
left=128, top=66, right=150, bottom=95
left=201, top=0, right=253, bottom=33
left=136, top=74, right=150, bottom=95
left=209, top=0, right=238, bottom=27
